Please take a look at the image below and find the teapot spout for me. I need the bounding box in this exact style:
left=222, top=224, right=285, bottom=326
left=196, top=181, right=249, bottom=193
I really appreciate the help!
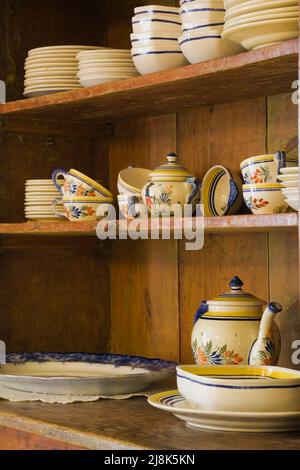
left=249, top=303, right=282, bottom=366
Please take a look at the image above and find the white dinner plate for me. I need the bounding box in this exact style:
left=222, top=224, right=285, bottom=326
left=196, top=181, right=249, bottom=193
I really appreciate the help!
left=0, top=353, right=176, bottom=403
left=148, top=391, right=300, bottom=432
left=280, top=167, right=299, bottom=175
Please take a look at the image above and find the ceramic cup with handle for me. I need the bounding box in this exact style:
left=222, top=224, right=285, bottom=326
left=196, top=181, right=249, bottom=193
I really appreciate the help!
left=52, top=168, right=113, bottom=199
left=240, top=151, right=297, bottom=185
left=52, top=197, right=113, bottom=222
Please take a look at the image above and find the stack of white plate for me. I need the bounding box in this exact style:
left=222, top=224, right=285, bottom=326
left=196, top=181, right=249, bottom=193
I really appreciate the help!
left=24, top=45, right=99, bottom=97
left=179, top=0, right=244, bottom=64
left=77, top=49, right=139, bottom=87
left=131, top=5, right=187, bottom=74
left=25, top=180, right=63, bottom=221
left=222, top=0, right=299, bottom=50
left=277, top=167, right=299, bottom=212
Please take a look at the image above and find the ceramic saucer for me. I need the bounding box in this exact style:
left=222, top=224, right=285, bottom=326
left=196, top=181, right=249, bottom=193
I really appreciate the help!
left=148, top=391, right=300, bottom=432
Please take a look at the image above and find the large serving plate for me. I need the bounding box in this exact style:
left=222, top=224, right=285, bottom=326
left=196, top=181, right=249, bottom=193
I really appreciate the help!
left=148, top=391, right=300, bottom=432
left=0, top=353, right=175, bottom=403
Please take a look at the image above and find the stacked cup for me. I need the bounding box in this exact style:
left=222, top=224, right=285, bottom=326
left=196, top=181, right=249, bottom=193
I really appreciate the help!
left=117, top=167, right=151, bottom=220
left=179, top=0, right=244, bottom=64
left=241, top=152, right=297, bottom=215
left=131, top=5, right=188, bottom=75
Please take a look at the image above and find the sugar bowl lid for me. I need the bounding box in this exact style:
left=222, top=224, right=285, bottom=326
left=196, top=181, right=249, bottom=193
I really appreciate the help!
left=208, top=276, right=266, bottom=308
left=149, top=153, right=195, bottom=182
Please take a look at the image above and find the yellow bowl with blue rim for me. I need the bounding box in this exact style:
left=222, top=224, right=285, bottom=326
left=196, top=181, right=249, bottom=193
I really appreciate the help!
left=177, top=365, right=300, bottom=413
left=201, top=165, right=243, bottom=217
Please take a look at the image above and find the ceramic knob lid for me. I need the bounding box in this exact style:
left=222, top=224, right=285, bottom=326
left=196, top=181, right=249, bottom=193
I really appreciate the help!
left=208, top=276, right=266, bottom=308
left=149, top=153, right=195, bottom=182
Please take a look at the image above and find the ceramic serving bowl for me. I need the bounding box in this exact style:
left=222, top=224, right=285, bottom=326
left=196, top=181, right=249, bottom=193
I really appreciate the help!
left=118, top=167, right=151, bottom=197
left=201, top=165, right=243, bottom=217
left=222, top=18, right=299, bottom=50
left=52, top=168, right=113, bottom=199
left=118, top=194, right=148, bottom=220
left=52, top=197, right=113, bottom=222
left=179, top=31, right=243, bottom=63
left=243, top=183, right=288, bottom=215
left=241, top=152, right=297, bottom=184
left=180, top=6, right=225, bottom=26
left=130, top=32, right=181, bottom=49
left=131, top=47, right=187, bottom=75
left=134, top=5, right=180, bottom=16
left=177, top=365, right=300, bottom=413
left=182, top=21, right=225, bottom=32
left=132, top=14, right=182, bottom=34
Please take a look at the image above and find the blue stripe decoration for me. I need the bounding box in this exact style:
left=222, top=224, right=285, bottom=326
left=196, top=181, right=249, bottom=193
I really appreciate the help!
left=210, top=170, right=225, bottom=216
left=181, top=8, right=225, bottom=12
left=182, top=22, right=224, bottom=32
left=243, top=188, right=282, bottom=193
left=133, top=18, right=181, bottom=25
left=201, top=317, right=261, bottom=321
left=132, top=51, right=183, bottom=57
left=135, top=10, right=179, bottom=16
left=180, top=35, right=221, bottom=45
left=132, top=37, right=179, bottom=42
left=177, top=373, right=300, bottom=390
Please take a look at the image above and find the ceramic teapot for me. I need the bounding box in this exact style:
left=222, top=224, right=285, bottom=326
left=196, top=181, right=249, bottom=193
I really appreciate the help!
left=141, top=153, right=201, bottom=217
left=192, top=276, right=282, bottom=366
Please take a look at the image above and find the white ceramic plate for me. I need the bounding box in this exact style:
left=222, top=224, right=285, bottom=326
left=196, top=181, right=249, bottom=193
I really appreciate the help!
left=225, top=0, right=299, bottom=20
left=280, top=167, right=299, bottom=175
left=286, top=198, right=299, bottom=211
left=277, top=174, right=298, bottom=182
left=24, top=87, right=81, bottom=97
left=225, top=5, right=299, bottom=22
left=0, top=353, right=176, bottom=402
left=280, top=180, right=298, bottom=188
left=25, top=79, right=79, bottom=87
left=224, top=11, right=298, bottom=30
left=148, top=391, right=300, bottom=432
left=28, top=46, right=101, bottom=55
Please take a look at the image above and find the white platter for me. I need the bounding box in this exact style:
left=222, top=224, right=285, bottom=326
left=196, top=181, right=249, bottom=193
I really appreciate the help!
left=148, top=391, right=300, bottom=432
left=0, top=353, right=176, bottom=403
left=280, top=166, right=299, bottom=175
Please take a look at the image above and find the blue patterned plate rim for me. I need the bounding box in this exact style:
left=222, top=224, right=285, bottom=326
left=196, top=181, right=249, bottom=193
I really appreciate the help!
left=6, top=352, right=177, bottom=372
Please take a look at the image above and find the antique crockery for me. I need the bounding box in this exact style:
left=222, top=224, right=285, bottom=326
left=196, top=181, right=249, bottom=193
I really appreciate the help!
left=130, top=31, right=181, bottom=48
left=0, top=353, right=176, bottom=403
left=285, top=199, right=299, bottom=211
left=225, top=10, right=299, bottom=30
left=52, top=197, right=113, bottom=222
left=118, top=194, right=148, bottom=220
left=192, top=276, right=282, bottom=367
left=180, top=7, right=225, bottom=26
left=179, top=32, right=243, bottom=64
left=131, top=47, right=187, bottom=74
left=132, top=14, right=182, bottom=34
left=280, top=166, right=299, bottom=175
left=240, top=152, right=295, bottom=184
left=141, top=153, right=201, bottom=217
left=148, top=390, right=300, bottom=432
left=177, top=365, right=300, bottom=413
left=201, top=165, right=243, bottom=217
left=134, top=5, right=180, bottom=16
left=118, top=167, right=151, bottom=197
left=52, top=168, right=113, bottom=199
left=243, top=183, right=288, bottom=215
left=222, top=18, right=298, bottom=50
left=225, top=1, right=299, bottom=22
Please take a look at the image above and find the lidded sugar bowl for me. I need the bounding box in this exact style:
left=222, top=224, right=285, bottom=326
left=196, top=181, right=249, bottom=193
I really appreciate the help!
left=141, top=152, right=201, bottom=217
left=192, top=276, right=283, bottom=366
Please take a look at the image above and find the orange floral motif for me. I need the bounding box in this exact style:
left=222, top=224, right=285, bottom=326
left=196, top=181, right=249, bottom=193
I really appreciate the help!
left=192, top=340, right=244, bottom=366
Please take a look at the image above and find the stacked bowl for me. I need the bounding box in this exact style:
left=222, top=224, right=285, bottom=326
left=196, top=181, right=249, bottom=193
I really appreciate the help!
left=117, top=167, right=150, bottom=220
left=24, top=45, right=99, bottom=97
left=25, top=180, right=63, bottom=221
left=241, top=152, right=296, bottom=215
left=223, top=0, right=299, bottom=50
left=131, top=5, right=187, bottom=75
left=77, top=48, right=139, bottom=87
left=179, top=0, right=244, bottom=63
left=278, top=167, right=299, bottom=212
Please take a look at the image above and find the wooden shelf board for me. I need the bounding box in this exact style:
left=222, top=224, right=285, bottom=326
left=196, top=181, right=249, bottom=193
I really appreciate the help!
left=0, top=395, right=300, bottom=450
left=0, top=213, right=297, bottom=237
left=0, top=41, right=297, bottom=124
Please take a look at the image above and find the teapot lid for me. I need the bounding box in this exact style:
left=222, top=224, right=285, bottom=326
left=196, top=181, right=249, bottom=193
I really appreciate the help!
left=149, top=153, right=195, bottom=182
left=208, top=276, right=266, bottom=308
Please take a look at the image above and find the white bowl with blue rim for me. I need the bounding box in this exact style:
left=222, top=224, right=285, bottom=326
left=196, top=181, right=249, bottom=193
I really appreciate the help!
left=243, top=183, right=289, bottom=215
left=132, top=14, right=182, bottom=34
left=181, top=20, right=225, bottom=32
left=179, top=30, right=243, bottom=63
left=180, top=4, right=225, bottom=25
left=131, top=47, right=188, bottom=75
left=130, top=32, right=181, bottom=49
left=177, top=365, right=300, bottom=413
left=180, top=0, right=225, bottom=6
left=134, top=5, right=179, bottom=16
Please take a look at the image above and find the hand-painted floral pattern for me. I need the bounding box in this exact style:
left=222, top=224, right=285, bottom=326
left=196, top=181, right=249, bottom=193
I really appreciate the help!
left=66, top=205, right=96, bottom=220
left=145, top=184, right=174, bottom=215
left=256, top=336, right=275, bottom=366
left=192, top=340, right=244, bottom=366
left=250, top=166, right=272, bottom=184
left=246, top=197, right=269, bottom=211
left=64, top=182, right=96, bottom=197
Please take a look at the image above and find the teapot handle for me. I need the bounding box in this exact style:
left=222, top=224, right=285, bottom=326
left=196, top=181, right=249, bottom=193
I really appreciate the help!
left=194, top=301, right=208, bottom=325
left=187, top=177, right=201, bottom=205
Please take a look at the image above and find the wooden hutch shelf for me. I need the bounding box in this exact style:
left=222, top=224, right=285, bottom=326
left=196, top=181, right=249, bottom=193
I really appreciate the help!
left=0, top=40, right=297, bottom=124
left=0, top=214, right=297, bottom=237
